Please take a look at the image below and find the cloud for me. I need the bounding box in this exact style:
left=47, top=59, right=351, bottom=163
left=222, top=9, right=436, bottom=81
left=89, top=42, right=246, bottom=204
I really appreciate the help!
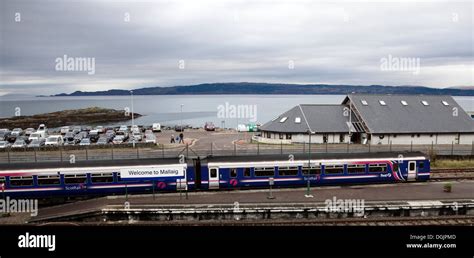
left=0, top=0, right=472, bottom=95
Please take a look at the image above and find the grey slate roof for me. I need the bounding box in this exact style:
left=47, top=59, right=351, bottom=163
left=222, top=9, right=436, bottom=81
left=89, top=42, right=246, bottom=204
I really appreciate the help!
left=343, top=94, right=474, bottom=134
left=260, top=104, right=359, bottom=133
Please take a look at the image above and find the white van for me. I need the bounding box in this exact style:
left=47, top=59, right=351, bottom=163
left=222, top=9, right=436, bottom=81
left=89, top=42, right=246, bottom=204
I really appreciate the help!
left=152, top=123, right=161, bottom=132
left=60, top=126, right=70, bottom=134
left=37, top=124, right=48, bottom=138
left=45, top=135, right=63, bottom=146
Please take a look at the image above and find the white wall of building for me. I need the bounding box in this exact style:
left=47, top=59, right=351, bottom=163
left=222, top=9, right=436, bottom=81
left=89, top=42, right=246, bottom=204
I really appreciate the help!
left=370, top=133, right=474, bottom=145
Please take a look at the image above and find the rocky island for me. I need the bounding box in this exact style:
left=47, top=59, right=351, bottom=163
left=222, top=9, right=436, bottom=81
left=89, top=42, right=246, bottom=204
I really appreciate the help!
left=0, top=107, right=141, bottom=129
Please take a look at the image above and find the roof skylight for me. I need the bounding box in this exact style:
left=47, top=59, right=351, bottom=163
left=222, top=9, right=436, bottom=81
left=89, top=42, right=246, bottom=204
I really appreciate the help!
left=441, top=101, right=449, bottom=106
left=279, top=117, right=288, bottom=123
left=361, top=100, right=368, bottom=106
left=295, top=117, right=301, bottom=123
left=421, top=101, right=429, bottom=106
left=379, top=100, right=386, bottom=106
left=401, top=100, right=408, bottom=106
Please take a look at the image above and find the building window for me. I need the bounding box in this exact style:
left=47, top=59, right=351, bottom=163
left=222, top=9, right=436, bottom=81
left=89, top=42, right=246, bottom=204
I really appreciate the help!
left=339, top=134, right=344, bottom=143
left=324, top=165, right=344, bottom=174
left=347, top=164, right=366, bottom=174
left=91, top=173, right=114, bottom=183
left=393, top=134, right=397, bottom=138
left=302, top=165, right=321, bottom=175
left=9, top=176, right=34, bottom=187
left=411, top=134, right=415, bottom=138
left=278, top=166, right=298, bottom=176
left=230, top=168, right=237, bottom=178
left=323, top=134, right=328, bottom=143
left=266, top=132, right=271, bottom=139
left=37, top=175, right=60, bottom=185
left=279, top=133, right=283, bottom=140
left=368, top=164, right=387, bottom=173
left=417, top=134, right=420, bottom=138
left=243, top=168, right=251, bottom=177
left=254, top=167, right=275, bottom=177
left=286, top=134, right=292, bottom=140
left=379, top=135, right=384, bottom=139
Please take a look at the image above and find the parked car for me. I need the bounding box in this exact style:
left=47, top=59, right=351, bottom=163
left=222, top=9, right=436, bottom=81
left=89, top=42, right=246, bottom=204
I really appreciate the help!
left=144, top=133, right=156, bottom=144
left=112, top=135, right=125, bottom=144
left=28, top=132, right=43, bottom=142
left=89, top=130, right=100, bottom=143
left=131, top=131, right=142, bottom=141
left=0, top=141, right=11, bottom=149
left=72, top=126, right=82, bottom=134
left=63, top=132, right=76, bottom=145
left=117, top=125, right=128, bottom=135
left=174, top=125, right=184, bottom=132
left=28, top=139, right=45, bottom=148
left=74, top=131, right=88, bottom=144
left=79, top=138, right=91, bottom=146
left=131, top=125, right=140, bottom=134
left=204, top=122, right=215, bottom=131
left=24, top=128, right=35, bottom=136
left=0, top=129, right=11, bottom=140
left=45, top=135, right=63, bottom=146
left=6, top=133, right=18, bottom=143
left=11, top=138, right=27, bottom=148
left=105, top=130, right=115, bottom=138
left=11, top=128, right=23, bottom=136
left=84, top=126, right=93, bottom=132
left=60, top=126, right=70, bottom=134
left=152, top=123, right=161, bottom=132
left=95, top=126, right=104, bottom=133
left=96, top=137, right=110, bottom=145
left=144, top=129, right=153, bottom=135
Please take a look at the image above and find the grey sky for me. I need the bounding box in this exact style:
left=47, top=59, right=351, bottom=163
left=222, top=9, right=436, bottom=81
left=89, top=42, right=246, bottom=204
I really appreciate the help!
left=0, top=0, right=473, bottom=95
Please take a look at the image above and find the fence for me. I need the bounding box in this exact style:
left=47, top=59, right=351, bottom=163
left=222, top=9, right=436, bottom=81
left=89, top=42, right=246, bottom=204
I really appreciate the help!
left=0, top=140, right=473, bottom=164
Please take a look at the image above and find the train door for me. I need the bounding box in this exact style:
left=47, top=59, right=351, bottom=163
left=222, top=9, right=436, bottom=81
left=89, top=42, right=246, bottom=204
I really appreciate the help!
left=407, top=161, right=417, bottom=181
left=193, top=158, right=202, bottom=190
left=208, top=167, right=219, bottom=190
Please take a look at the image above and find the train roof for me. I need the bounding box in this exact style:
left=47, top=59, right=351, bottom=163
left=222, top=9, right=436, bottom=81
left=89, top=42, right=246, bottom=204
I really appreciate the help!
left=0, top=158, right=181, bottom=171
left=202, top=151, right=428, bottom=163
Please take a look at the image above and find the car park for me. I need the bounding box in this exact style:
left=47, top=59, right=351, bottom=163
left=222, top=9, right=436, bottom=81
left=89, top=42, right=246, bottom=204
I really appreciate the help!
left=45, top=135, right=64, bottom=146
left=0, top=141, right=11, bottom=149
left=28, top=139, right=45, bottom=148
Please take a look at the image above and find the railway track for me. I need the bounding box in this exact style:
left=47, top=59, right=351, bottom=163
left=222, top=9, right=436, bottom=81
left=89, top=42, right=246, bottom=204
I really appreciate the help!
left=430, top=167, right=474, bottom=180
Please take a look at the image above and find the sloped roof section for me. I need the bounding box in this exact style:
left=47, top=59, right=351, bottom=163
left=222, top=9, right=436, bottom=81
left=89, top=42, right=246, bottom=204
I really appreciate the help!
left=260, top=105, right=358, bottom=133
left=344, top=94, right=474, bottom=134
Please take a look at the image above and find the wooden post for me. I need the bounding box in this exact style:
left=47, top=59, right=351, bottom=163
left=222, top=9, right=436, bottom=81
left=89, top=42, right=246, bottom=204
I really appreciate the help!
left=451, top=141, right=454, bottom=156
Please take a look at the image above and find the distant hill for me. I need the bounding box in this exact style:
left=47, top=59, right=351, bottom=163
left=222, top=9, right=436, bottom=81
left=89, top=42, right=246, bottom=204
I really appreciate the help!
left=51, top=82, right=474, bottom=96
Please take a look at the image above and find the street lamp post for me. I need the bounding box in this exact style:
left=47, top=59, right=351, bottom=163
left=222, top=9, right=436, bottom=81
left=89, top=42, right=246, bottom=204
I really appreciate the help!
left=305, top=130, right=314, bottom=198
left=130, top=90, right=135, bottom=148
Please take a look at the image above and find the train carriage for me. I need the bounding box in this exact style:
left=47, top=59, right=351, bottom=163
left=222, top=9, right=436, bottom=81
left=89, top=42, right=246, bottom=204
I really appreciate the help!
left=0, top=152, right=430, bottom=198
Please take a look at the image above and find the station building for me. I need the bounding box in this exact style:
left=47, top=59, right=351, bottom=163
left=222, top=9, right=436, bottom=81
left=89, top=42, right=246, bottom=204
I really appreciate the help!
left=257, top=94, right=474, bottom=145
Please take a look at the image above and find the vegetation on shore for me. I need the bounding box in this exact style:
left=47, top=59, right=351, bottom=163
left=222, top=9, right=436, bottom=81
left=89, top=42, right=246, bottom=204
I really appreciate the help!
left=0, top=107, right=141, bottom=128
left=431, top=159, right=474, bottom=168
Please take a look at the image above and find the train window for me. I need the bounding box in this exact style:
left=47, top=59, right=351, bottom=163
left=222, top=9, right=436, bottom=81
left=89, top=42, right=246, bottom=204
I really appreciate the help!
left=409, top=162, right=415, bottom=171
left=254, top=167, right=275, bottom=177
left=210, top=168, right=217, bottom=178
left=418, top=162, right=424, bottom=169
left=64, top=174, right=87, bottom=184
left=9, top=176, right=34, bottom=187
left=91, top=173, right=114, bottom=183
left=243, top=168, right=251, bottom=177
left=37, top=175, right=60, bottom=185
left=302, top=165, right=321, bottom=175
left=347, top=164, right=366, bottom=174
left=230, top=168, right=237, bottom=178
left=324, top=165, right=344, bottom=174
left=0, top=176, right=5, bottom=184
left=369, top=164, right=387, bottom=173
left=278, top=166, right=298, bottom=176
